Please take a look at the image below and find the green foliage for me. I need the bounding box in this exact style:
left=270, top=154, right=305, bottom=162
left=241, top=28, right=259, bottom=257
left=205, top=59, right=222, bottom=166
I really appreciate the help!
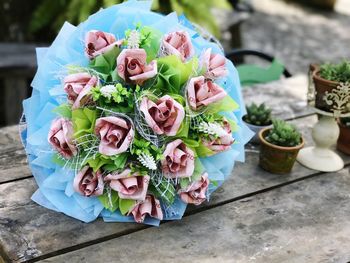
left=130, top=137, right=163, bottom=161
left=320, top=60, right=350, bottom=83
left=265, top=119, right=302, bottom=147
left=206, top=95, right=239, bottom=114
left=154, top=55, right=198, bottom=94
left=149, top=178, right=176, bottom=205
left=71, top=108, right=97, bottom=140
left=340, top=117, right=350, bottom=128
left=98, top=189, right=119, bottom=212
left=244, top=103, right=272, bottom=126
left=153, top=0, right=231, bottom=38
left=119, top=198, right=136, bottom=215
left=52, top=104, right=72, bottom=119
left=90, top=83, right=135, bottom=112
left=89, top=46, right=121, bottom=81
left=85, top=153, right=129, bottom=172
left=30, top=0, right=231, bottom=39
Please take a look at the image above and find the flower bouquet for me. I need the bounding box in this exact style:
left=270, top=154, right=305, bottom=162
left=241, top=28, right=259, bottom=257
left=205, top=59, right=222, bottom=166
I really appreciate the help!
left=22, top=0, right=252, bottom=225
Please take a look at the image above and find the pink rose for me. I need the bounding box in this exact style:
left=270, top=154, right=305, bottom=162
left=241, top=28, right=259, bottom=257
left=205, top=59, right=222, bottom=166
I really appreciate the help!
left=128, top=195, right=163, bottom=223
left=48, top=117, right=77, bottom=159
left=73, top=166, right=104, bottom=197
left=201, top=48, right=228, bottom=79
left=116, top=49, right=157, bottom=85
left=161, top=139, right=195, bottom=178
left=202, top=120, right=234, bottom=153
left=140, top=95, right=185, bottom=136
left=162, top=31, right=194, bottom=61
left=63, top=72, right=98, bottom=109
left=85, top=30, right=121, bottom=59
left=104, top=169, right=150, bottom=201
left=187, top=76, right=227, bottom=110
left=179, top=173, right=209, bottom=205
left=94, top=116, right=134, bottom=156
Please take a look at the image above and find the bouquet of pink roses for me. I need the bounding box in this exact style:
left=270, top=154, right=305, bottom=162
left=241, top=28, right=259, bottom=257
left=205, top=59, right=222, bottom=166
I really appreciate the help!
left=22, top=0, right=252, bottom=225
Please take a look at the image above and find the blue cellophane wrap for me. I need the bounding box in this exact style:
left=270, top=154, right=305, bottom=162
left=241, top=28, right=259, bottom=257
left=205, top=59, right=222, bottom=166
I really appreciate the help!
left=22, top=0, right=254, bottom=226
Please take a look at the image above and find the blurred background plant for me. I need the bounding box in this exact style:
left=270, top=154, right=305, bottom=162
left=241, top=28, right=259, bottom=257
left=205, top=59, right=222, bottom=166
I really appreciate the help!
left=0, top=0, right=232, bottom=43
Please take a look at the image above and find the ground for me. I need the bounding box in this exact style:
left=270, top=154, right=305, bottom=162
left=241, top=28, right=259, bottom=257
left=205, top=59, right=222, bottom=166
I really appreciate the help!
left=238, top=0, right=350, bottom=74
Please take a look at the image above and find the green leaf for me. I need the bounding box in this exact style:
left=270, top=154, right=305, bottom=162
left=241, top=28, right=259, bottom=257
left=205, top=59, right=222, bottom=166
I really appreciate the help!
left=154, top=55, right=198, bottom=94
left=89, top=46, right=121, bottom=81
left=71, top=108, right=97, bottom=140
left=149, top=179, right=176, bottom=205
left=195, top=141, right=215, bottom=157
left=211, top=180, right=219, bottom=187
left=181, top=138, right=200, bottom=148
left=98, top=190, right=119, bottom=213
left=53, top=104, right=72, bottom=119
left=175, top=117, right=189, bottom=138
left=140, top=26, right=162, bottom=62
left=84, top=154, right=114, bottom=172
left=206, top=95, right=239, bottom=114
left=119, top=198, right=136, bottom=215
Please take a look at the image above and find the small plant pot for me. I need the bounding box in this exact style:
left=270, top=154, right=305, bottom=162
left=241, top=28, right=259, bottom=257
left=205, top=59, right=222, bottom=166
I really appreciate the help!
left=243, top=119, right=271, bottom=144
left=337, top=122, right=350, bottom=155
left=312, top=70, right=340, bottom=112
left=258, top=128, right=305, bottom=174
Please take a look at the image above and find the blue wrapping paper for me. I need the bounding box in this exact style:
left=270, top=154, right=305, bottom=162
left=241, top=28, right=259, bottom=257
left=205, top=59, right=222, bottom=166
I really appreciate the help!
left=22, top=0, right=254, bottom=226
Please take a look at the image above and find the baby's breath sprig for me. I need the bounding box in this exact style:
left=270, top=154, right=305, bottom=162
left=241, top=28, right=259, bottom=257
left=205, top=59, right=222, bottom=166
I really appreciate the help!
left=130, top=137, right=163, bottom=170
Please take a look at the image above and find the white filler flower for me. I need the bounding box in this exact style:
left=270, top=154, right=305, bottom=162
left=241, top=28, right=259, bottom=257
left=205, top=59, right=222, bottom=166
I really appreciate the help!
left=100, top=85, right=116, bottom=99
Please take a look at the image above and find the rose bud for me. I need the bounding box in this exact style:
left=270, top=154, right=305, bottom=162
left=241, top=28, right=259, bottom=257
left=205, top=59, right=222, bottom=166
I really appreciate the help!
left=94, top=116, right=134, bottom=156
left=187, top=76, right=227, bottom=110
left=63, top=72, right=98, bottom=109
left=162, top=31, right=194, bottom=61
left=104, top=169, right=150, bottom=201
left=116, top=48, right=157, bottom=85
left=73, top=166, right=104, bottom=197
left=202, top=119, right=234, bottom=153
left=201, top=48, right=228, bottom=79
left=140, top=95, right=185, bottom=136
left=85, top=30, right=121, bottom=59
left=128, top=195, right=163, bottom=223
left=179, top=173, right=209, bottom=205
left=161, top=139, right=195, bottom=178
left=48, top=117, right=77, bottom=159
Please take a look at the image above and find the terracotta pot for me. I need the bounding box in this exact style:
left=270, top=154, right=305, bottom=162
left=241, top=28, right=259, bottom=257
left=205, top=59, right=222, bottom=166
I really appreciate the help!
left=337, top=122, right=350, bottom=155
left=258, top=128, right=304, bottom=174
left=312, top=70, right=340, bottom=112
left=243, top=117, right=271, bottom=144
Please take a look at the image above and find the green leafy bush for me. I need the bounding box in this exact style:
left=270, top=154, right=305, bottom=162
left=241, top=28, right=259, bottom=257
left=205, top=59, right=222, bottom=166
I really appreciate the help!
left=30, top=0, right=231, bottom=38
left=320, top=60, right=350, bottom=83
left=244, top=103, right=272, bottom=126
left=265, top=119, right=302, bottom=147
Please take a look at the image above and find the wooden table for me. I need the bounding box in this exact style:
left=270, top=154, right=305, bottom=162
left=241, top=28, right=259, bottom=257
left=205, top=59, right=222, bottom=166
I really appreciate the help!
left=1, top=75, right=350, bottom=263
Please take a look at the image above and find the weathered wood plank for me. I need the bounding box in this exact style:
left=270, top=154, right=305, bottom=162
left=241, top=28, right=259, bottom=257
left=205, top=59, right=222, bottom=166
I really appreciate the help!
left=1, top=115, right=350, bottom=262
left=41, top=169, right=350, bottom=263
left=243, top=75, right=313, bottom=120
left=0, top=126, right=22, bottom=150
left=0, top=126, right=29, bottom=183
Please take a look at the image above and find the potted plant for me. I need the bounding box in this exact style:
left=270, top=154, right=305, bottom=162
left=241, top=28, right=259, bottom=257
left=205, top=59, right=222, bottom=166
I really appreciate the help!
left=312, top=60, right=350, bottom=111
left=243, top=103, right=272, bottom=143
left=259, top=119, right=304, bottom=174
left=337, top=117, right=350, bottom=155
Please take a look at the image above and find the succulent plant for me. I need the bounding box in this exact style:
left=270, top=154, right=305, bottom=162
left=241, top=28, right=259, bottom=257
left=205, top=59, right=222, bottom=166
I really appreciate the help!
left=320, top=60, right=350, bottom=83
left=265, top=119, right=302, bottom=147
left=340, top=117, right=350, bottom=128
left=244, top=103, right=272, bottom=126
